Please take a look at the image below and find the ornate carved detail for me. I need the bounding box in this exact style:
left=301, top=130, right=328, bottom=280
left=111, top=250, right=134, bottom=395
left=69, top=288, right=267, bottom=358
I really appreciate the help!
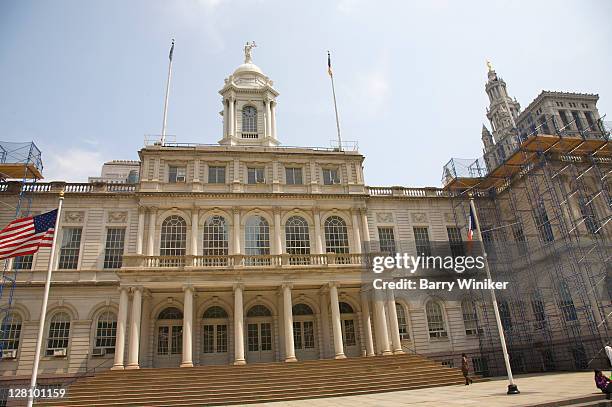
left=411, top=212, right=428, bottom=223
left=376, top=212, right=393, bottom=223
left=108, top=211, right=128, bottom=223
left=64, top=211, right=84, bottom=223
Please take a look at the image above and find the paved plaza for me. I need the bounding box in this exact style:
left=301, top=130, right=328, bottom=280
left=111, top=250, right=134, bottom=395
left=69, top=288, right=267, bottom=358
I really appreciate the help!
left=255, top=372, right=609, bottom=407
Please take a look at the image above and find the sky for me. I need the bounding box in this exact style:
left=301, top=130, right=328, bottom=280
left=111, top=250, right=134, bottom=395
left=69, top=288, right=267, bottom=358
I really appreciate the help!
left=1, top=0, right=611, bottom=187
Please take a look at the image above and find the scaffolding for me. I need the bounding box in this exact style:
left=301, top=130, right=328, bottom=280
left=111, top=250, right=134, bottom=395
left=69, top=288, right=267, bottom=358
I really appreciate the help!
left=443, top=115, right=611, bottom=375
left=0, top=141, right=43, bottom=354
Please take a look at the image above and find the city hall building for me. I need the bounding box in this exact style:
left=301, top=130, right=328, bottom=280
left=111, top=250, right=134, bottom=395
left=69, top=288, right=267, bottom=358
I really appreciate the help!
left=0, top=49, right=610, bottom=384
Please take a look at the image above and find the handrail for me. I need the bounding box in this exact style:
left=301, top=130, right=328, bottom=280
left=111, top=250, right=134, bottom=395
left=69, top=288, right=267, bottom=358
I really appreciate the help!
left=122, top=253, right=368, bottom=269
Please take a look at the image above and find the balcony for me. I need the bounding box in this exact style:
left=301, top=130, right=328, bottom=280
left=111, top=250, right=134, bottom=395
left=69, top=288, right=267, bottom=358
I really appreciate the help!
left=121, top=253, right=368, bottom=271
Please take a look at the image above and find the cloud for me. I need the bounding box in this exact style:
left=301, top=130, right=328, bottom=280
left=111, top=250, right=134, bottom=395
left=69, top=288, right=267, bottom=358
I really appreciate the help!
left=43, top=148, right=105, bottom=182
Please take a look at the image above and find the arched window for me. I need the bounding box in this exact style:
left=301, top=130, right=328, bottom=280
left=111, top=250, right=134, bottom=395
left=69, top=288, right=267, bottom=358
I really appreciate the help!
left=242, top=106, right=257, bottom=135
left=426, top=301, right=447, bottom=338
left=158, top=307, right=183, bottom=320
left=157, top=307, right=183, bottom=356
left=395, top=303, right=410, bottom=340
left=338, top=302, right=356, bottom=346
left=95, top=310, right=117, bottom=354
left=247, top=305, right=272, bottom=317
left=203, top=306, right=228, bottom=319
left=498, top=300, right=513, bottom=330
left=339, top=302, right=354, bottom=314
left=0, top=313, right=22, bottom=351
left=461, top=300, right=479, bottom=336
left=285, top=216, right=310, bottom=264
left=245, top=216, right=270, bottom=265
left=292, top=304, right=314, bottom=316
left=160, top=215, right=187, bottom=266
left=324, top=216, right=349, bottom=255
left=203, top=215, right=228, bottom=266
left=292, top=304, right=315, bottom=350
left=46, top=312, right=70, bottom=356
left=203, top=306, right=228, bottom=354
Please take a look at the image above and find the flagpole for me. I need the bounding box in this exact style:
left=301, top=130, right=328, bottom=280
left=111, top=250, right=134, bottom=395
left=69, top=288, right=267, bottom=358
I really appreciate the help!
left=27, top=191, right=65, bottom=407
left=161, top=39, right=174, bottom=146
left=328, top=51, right=343, bottom=151
left=469, top=197, right=520, bottom=395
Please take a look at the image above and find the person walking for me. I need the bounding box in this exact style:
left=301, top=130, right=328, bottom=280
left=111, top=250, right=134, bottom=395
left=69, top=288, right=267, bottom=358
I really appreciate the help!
left=462, top=353, right=473, bottom=385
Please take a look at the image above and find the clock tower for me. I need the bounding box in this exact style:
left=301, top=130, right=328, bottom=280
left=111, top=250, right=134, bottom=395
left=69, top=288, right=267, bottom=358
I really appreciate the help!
left=218, top=42, right=280, bottom=146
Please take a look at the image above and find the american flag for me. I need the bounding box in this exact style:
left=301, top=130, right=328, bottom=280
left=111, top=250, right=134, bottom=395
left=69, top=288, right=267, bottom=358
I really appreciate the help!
left=467, top=205, right=477, bottom=241
left=0, top=210, right=57, bottom=260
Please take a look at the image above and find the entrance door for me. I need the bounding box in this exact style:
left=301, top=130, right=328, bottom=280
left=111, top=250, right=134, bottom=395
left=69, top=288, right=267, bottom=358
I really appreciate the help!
left=246, top=305, right=274, bottom=363
left=155, top=307, right=183, bottom=367
left=292, top=303, right=318, bottom=360
left=339, top=302, right=360, bottom=357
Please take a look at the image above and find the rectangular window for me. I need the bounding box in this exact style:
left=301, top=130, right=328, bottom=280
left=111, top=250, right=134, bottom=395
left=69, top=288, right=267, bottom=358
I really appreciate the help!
left=104, top=228, right=125, bottom=269
left=303, top=321, right=315, bottom=348
left=58, top=228, right=82, bottom=269
left=216, top=325, right=228, bottom=353
left=559, top=110, right=569, bottom=127
left=13, top=255, right=33, bottom=270
left=293, top=321, right=302, bottom=350
left=413, top=227, right=431, bottom=257
left=378, top=227, right=396, bottom=254
left=285, top=167, right=303, bottom=185
left=572, top=111, right=583, bottom=131
left=584, top=111, right=595, bottom=130
left=322, top=168, right=340, bottom=185
left=208, top=166, right=226, bottom=184
left=203, top=325, right=214, bottom=353
left=168, top=166, right=186, bottom=183
left=247, top=167, right=265, bottom=184
left=579, top=198, right=599, bottom=234
left=446, top=227, right=464, bottom=257
left=171, top=326, right=182, bottom=355
left=534, top=201, right=554, bottom=242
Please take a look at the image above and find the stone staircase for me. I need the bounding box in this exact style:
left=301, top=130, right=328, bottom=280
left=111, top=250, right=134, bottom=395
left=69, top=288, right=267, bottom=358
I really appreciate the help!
left=38, top=354, right=478, bottom=406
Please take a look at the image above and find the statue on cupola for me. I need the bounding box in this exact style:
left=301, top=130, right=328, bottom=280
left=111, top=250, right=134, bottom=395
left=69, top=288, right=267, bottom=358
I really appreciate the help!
left=218, top=42, right=280, bottom=147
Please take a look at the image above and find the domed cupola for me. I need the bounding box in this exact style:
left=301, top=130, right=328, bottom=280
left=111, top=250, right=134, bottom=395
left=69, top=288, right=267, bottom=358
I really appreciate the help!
left=218, top=42, right=279, bottom=146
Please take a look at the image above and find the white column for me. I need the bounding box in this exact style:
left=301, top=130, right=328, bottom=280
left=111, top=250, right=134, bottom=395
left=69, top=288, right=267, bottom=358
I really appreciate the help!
left=313, top=209, right=323, bottom=255
left=181, top=285, right=194, bottom=367
left=223, top=99, right=228, bottom=138
left=282, top=284, right=297, bottom=362
left=329, top=283, right=346, bottom=359
left=112, top=287, right=129, bottom=370
left=373, top=289, right=392, bottom=355
left=360, top=289, right=375, bottom=357
left=233, top=208, right=241, bottom=255
left=265, top=99, right=272, bottom=138
left=147, top=207, right=157, bottom=256
left=136, top=208, right=145, bottom=255
left=351, top=210, right=362, bottom=253
left=271, top=102, right=277, bottom=140
left=386, top=289, right=403, bottom=354
left=318, top=288, right=330, bottom=358
left=228, top=98, right=235, bottom=137
left=191, top=210, right=199, bottom=256
left=233, top=284, right=246, bottom=365
left=126, top=287, right=143, bottom=369
left=274, top=209, right=282, bottom=255
left=360, top=209, right=370, bottom=252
